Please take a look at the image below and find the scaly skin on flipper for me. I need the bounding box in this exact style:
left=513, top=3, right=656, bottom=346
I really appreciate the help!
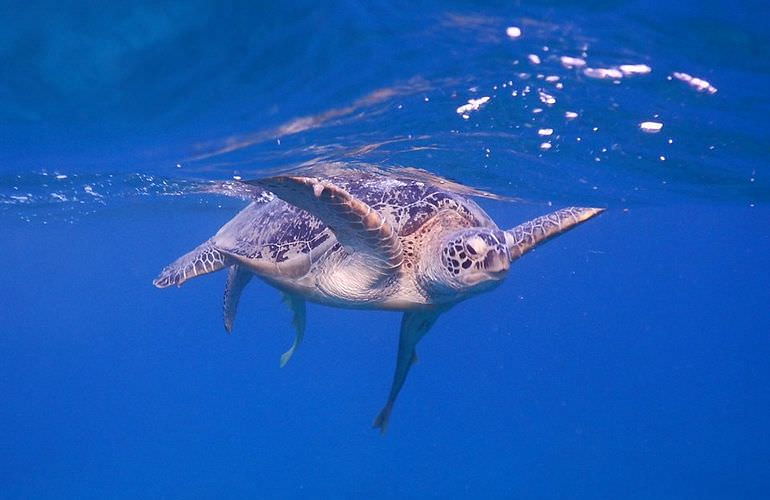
left=505, top=207, right=604, bottom=260
left=250, top=176, right=404, bottom=274
left=153, top=241, right=230, bottom=288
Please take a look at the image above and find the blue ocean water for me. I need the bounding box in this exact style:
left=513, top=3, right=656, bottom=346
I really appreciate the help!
left=1, top=1, right=769, bottom=497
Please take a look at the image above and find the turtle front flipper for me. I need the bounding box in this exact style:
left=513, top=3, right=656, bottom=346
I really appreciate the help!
left=373, top=309, right=442, bottom=434
left=223, top=264, right=253, bottom=332
left=279, top=293, right=307, bottom=367
left=250, top=176, right=403, bottom=275
left=154, top=240, right=230, bottom=288
left=505, top=207, right=604, bottom=260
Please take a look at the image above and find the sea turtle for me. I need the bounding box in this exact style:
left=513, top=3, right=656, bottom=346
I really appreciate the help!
left=154, top=168, right=603, bottom=431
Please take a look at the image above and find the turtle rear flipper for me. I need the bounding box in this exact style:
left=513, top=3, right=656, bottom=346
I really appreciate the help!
left=153, top=240, right=230, bottom=288
left=223, top=264, right=253, bottom=332
left=373, top=309, right=442, bottom=433
left=279, top=293, right=306, bottom=368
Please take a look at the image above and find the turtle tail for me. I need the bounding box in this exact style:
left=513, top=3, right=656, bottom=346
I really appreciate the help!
left=153, top=240, right=230, bottom=288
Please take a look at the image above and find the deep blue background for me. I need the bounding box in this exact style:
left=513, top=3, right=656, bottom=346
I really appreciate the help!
left=1, top=1, right=769, bottom=498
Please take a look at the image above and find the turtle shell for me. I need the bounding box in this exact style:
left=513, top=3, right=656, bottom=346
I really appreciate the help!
left=211, top=170, right=496, bottom=278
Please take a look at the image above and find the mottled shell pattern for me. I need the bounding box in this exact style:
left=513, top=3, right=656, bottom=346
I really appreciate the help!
left=212, top=170, right=497, bottom=279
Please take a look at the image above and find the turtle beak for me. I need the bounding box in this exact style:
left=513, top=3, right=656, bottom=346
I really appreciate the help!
left=482, top=248, right=510, bottom=280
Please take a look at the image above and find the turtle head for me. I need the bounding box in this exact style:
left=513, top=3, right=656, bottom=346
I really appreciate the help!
left=425, top=228, right=511, bottom=296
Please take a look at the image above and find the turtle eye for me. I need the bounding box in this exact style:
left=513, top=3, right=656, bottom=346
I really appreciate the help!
left=465, top=244, right=477, bottom=256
